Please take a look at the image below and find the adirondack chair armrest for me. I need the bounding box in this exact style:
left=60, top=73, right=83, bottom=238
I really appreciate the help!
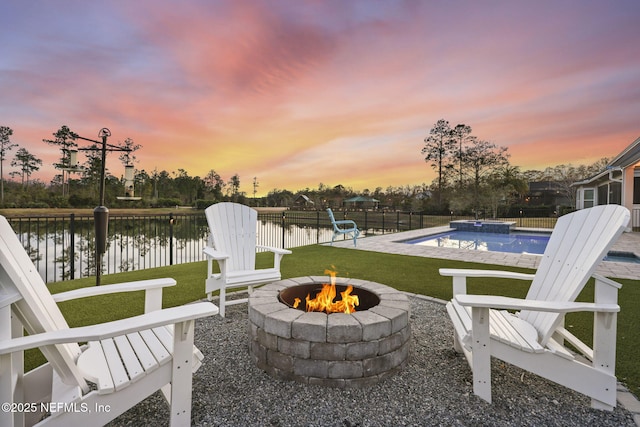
left=440, top=268, right=535, bottom=295
left=52, top=278, right=177, bottom=302
left=333, top=219, right=357, bottom=227
left=455, top=294, right=620, bottom=313
left=256, top=246, right=291, bottom=270
left=593, top=274, right=622, bottom=290
left=256, top=245, right=292, bottom=256
left=52, top=278, right=178, bottom=313
left=203, top=246, right=229, bottom=260
left=0, top=302, right=218, bottom=355
left=440, top=268, right=535, bottom=281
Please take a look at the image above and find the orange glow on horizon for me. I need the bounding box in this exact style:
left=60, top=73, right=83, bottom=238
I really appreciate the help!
left=2, top=2, right=639, bottom=196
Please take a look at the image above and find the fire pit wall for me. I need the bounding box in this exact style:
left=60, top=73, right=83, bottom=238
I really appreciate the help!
left=248, top=277, right=411, bottom=388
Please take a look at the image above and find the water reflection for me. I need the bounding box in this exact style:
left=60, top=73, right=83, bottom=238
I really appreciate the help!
left=15, top=217, right=337, bottom=283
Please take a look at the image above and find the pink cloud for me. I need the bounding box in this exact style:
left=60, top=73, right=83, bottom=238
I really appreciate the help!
left=2, top=1, right=639, bottom=195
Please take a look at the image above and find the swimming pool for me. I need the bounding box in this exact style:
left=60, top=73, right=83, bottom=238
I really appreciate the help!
left=403, top=230, right=640, bottom=263
left=404, top=231, right=549, bottom=255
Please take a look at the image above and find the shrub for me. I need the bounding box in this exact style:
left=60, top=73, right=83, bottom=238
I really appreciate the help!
left=152, top=198, right=182, bottom=208
left=195, top=199, right=215, bottom=210
left=27, top=201, right=50, bottom=208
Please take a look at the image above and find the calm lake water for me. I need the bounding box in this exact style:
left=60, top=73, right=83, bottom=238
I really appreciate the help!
left=17, top=218, right=336, bottom=283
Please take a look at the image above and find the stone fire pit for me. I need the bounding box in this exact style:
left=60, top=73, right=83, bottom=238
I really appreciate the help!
left=248, top=276, right=411, bottom=388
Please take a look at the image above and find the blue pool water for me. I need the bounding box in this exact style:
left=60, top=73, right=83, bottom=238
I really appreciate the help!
left=404, top=230, right=640, bottom=263
left=405, top=231, right=550, bottom=255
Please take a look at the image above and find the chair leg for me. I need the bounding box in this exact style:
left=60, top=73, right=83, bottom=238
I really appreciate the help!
left=453, top=330, right=463, bottom=353
left=219, top=287, right=226, bottom=318
left=0, top=353, right=17, bottom=427
left=471, top=307, right=492, bottom=403
left=591, top=311, right=617, bottom=410
left=169, top=320, right=195, bottom=427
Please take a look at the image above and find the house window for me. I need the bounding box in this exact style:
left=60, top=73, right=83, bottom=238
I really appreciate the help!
left=595, top=182, right=622, bottom=206
left=583, top=189, right=595, bottom=208
left=597, top=184, right=608, bottom=205
left=610, top=182, right=622, bottom=205
left=634, top=176, right=640, bottom=204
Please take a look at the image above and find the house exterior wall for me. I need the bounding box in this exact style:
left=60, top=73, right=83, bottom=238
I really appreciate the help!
left=574, top=167, right=638, bottom=230
left=575, top=177, right=619, bottom=208
left=573, top=136, right=640, bottom=230
left=632, top=166, right=640, bottom=230
left=623, top=166, right=635, bottom=213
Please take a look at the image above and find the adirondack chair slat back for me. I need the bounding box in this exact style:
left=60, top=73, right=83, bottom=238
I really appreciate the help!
left=327, top=209, right=338, bottom=231
left=0, top=216, right=88, bottom=390
left=206, top=203, right=257, bottom=272
left=520, top=205, right=629, bottom=345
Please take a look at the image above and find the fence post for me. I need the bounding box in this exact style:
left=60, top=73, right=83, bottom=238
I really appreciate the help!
left=281, top=210, right=286, bottom=249
left=316, top=210, right=320, bottom=244
left=69, top=213, right=75, bottom=280
left=364, top=211, right=368, bottom=233
left=519, top=209, right=523, bottom=227
left=169, top=214, right=174, bottom=265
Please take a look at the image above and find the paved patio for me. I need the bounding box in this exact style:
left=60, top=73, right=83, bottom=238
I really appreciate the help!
left=328, top=227, right=640, bottom=424
left=329, top=226, right=640, bottom=280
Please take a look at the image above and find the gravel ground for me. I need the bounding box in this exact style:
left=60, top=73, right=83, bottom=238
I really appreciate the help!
left=108, top=295, right=636, bottom=426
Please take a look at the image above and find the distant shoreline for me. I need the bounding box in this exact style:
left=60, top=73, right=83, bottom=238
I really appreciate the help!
left=0, top=206, right=287, bottom=218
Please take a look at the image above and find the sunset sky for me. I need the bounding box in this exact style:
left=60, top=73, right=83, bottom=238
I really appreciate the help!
left=1, top=1, right=639, bottom=196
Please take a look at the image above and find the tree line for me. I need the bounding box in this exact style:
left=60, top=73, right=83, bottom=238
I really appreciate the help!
left=0, top=123, right=607, bottom=214
left=420, top=119, right=607, bottom=216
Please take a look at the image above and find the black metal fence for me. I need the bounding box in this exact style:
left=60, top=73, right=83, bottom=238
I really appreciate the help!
left=7, top=209, right=558, bottom=283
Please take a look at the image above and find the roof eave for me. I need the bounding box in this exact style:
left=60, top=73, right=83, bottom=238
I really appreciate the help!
left=608, top=136, right=640, bottom=168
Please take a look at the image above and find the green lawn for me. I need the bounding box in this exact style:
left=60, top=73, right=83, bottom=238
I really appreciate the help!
left=41, top=244, right=640, bottom=398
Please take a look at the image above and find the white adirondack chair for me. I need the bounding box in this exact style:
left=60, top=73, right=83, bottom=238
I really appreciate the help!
left=0, top=215, right=218, bottom=427
left=441, top=205, right=630, bottom=410
left=204, top=203, right=291, bottom=317
left=327, top=208, right=360, bottom=247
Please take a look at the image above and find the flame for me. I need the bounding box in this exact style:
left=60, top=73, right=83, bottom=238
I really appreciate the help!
left=302, top=267, right=359, bottom=314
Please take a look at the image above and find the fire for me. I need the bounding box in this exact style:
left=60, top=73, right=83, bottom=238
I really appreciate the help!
left=292, top=267, right=359, bottom=314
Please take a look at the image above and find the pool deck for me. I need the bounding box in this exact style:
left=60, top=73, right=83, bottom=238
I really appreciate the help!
left=329, top=226, right=640, bottom=280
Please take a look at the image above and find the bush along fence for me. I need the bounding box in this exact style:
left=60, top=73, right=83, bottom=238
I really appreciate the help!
left=6, top=209, right=558, bottom=283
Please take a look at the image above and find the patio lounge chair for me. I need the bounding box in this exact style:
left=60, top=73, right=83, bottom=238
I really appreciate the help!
left=327, top=208, right=360, bottom=247
left=441, top=205, right=630, bottom=410
left=0, top=215, right=218, bottom=427
left=204, top=203, right=291, bottom=317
